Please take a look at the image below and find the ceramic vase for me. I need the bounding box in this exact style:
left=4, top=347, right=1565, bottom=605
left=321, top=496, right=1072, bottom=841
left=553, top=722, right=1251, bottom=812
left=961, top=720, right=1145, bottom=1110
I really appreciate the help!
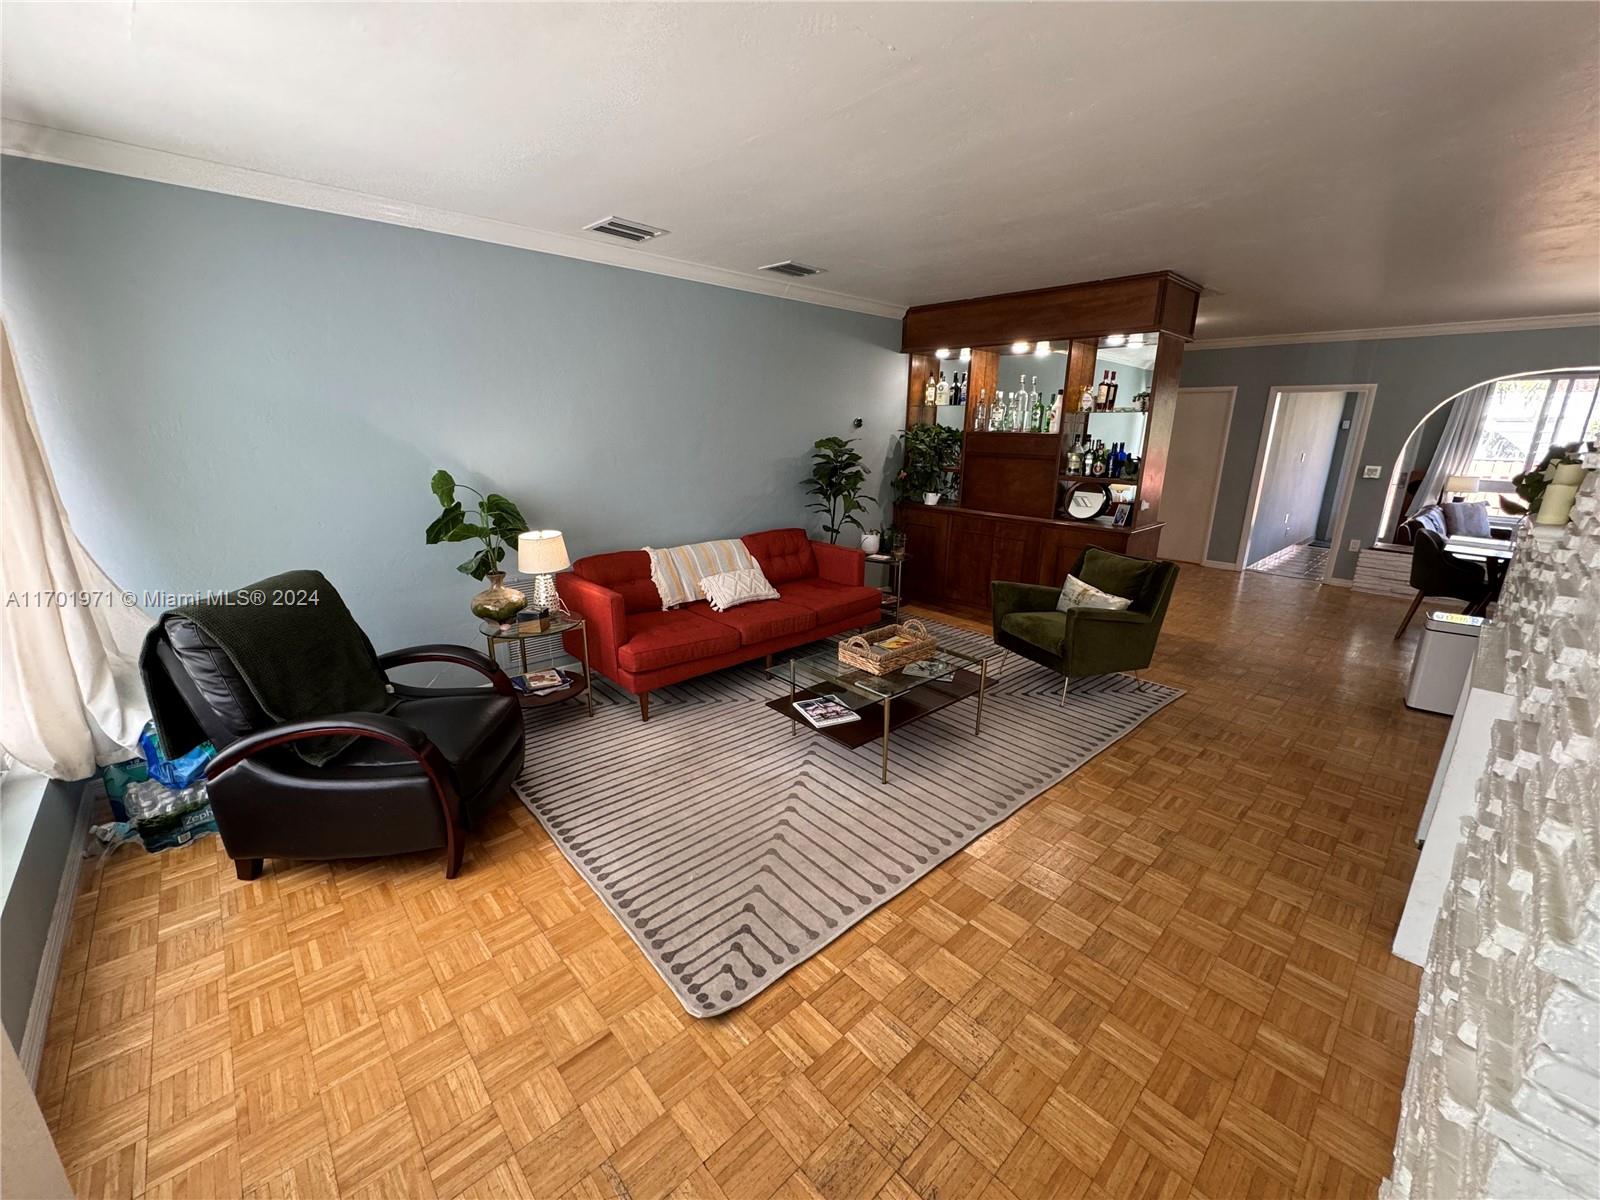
left=923, top=492, right=941, bottom=506
left=470, top=571, right=528, bottom=622
left=860, top=532, right=881, bottom=555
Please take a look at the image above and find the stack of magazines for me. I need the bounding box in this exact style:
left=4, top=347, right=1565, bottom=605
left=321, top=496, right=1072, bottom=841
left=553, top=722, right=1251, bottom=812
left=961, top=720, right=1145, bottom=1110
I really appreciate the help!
left=792, top=696, right=861, bottom=728
left=513, top=669, right=570, bottom=697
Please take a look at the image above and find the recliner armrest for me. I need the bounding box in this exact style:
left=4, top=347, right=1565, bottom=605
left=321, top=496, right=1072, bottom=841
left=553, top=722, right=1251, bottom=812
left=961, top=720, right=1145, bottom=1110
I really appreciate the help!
left=811, top=541, right=865, bottom=586
left=380, top=644, right=515, bottom=695
left=207, top=711, right=437, bottom=778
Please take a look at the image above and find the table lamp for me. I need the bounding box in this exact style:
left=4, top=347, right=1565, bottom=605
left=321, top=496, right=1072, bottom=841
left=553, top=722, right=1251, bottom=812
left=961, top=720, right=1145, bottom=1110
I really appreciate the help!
left=1442, top=474, right=1480, bottom=503
left=518, top=530, right=570, bottom=614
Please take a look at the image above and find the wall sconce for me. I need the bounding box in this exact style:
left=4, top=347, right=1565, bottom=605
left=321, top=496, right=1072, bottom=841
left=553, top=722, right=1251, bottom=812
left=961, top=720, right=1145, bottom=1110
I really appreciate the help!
left=934, top=347, right=950, bottom=359
left=1011, top=341, right=1030, bottom=353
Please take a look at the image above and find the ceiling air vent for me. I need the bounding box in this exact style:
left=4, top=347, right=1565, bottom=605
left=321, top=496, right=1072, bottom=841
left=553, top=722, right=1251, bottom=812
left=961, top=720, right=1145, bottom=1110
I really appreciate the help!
left=760, top=260, right=826, bottom=278
left=583, top=216, right=668, bottom=243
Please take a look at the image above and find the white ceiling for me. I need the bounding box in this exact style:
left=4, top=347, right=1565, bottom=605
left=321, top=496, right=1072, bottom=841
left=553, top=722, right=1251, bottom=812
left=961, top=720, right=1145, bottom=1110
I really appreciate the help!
left=4, top=2, right=1598, bottom=339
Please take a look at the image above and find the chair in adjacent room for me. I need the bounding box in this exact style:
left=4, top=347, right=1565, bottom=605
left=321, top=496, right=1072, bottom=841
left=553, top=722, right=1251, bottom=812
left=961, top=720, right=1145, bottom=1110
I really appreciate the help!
left=1393, top=513, right=1493, bottom=639
left=140, top=572, right=527, bottom=880
left=990, top=548, right=1179, bottom=701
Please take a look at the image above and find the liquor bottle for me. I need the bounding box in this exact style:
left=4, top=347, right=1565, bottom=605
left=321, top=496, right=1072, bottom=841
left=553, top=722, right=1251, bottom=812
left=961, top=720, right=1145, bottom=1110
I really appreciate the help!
left=973, top=391, right=987, bottom=430
left=1066, top=437, right=1080, bottom=475
left=1096, top=371, right=1111, bottom=408
left=1108, top=372, right=1119, bottom=407
left=924, top=376, right=936, bottom=406
left=1078, top=385, right=1095, bottom=414
left=1047, top=390, right=1062, bottom=434
left=936, top=373, right=950, bottom=406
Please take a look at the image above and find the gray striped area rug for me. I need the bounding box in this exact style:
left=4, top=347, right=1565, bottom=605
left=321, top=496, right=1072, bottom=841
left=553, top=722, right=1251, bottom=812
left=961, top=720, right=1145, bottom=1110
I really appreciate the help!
left=512, top=621, right=1181, bottom=1017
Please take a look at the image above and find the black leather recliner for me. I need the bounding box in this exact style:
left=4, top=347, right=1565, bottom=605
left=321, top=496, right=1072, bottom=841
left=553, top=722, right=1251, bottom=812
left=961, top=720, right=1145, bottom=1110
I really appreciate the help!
left=143, top=613, right=526, bottom=881
left=1393, top=513, right=1492, bottom=639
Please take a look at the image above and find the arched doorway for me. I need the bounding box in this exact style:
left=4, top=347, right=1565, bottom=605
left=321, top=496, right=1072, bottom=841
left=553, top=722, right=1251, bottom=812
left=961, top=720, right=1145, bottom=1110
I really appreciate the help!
left=1377, top=368, right=1599, bottom=543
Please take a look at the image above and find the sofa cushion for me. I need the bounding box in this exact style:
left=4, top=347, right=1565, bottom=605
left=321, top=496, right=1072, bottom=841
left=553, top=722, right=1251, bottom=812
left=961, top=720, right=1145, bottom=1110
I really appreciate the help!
left=699, top=598, right=816, bottom=646
left=571, top=550, right=660, bottom=614
left=618, top=610, right=740, bottom=673
left=1441, top=501, right=1491, bottom=538
left=1001, top=611, right=1068, bottom=654
left=777, top=579, right=883, bottom=625
left=742, top=528, right=817, bottom=585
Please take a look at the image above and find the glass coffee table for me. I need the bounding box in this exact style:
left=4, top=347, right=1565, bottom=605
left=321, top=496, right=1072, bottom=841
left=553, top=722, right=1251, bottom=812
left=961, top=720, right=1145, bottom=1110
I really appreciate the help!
left=767, top=636, right=992, bottom=783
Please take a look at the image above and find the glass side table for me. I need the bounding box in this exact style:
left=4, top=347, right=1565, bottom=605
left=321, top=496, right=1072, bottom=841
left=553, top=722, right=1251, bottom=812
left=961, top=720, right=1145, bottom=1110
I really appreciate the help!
left=480, top=614, right=594, bottom=716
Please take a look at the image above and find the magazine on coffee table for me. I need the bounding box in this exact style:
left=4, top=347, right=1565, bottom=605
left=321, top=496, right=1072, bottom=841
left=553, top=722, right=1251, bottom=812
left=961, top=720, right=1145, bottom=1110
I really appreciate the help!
left=792, top=696, right=862, bottom=728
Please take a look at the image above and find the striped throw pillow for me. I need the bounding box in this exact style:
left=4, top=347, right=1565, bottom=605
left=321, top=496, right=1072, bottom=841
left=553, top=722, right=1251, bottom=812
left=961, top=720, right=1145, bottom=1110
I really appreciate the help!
left=645, top=539, right=757, bottom=609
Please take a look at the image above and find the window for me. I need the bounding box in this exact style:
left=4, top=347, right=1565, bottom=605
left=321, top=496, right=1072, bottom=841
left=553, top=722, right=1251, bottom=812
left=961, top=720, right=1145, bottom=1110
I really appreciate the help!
left=1461, top=373, right=1598, bottom=495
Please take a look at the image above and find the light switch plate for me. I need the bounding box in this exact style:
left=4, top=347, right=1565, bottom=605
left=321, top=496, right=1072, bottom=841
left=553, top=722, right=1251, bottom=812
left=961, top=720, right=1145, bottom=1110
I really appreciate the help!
left=1349, top=539, right=1362, bottom=552
left=1362, top=465, right=1382, bottom=479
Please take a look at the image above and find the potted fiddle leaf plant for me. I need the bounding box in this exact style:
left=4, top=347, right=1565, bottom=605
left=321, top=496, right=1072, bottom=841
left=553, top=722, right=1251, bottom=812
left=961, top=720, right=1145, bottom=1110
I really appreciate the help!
left=896, top=423, right=963, bottom=505
left=425, top=470, right=531, bottom=620
left=803, top=436, right=872, bottom=544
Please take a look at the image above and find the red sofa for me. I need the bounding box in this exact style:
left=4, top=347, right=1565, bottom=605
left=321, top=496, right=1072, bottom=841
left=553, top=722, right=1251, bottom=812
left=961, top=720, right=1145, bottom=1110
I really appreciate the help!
left=556, top=527, right=882, bottom=719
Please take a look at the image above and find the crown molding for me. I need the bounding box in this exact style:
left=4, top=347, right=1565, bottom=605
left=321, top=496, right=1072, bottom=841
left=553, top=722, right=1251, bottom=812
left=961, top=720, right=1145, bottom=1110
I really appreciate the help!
left=1191, top=312, right=1600, bottom=351
left=1, top=121, right=909, bottom=322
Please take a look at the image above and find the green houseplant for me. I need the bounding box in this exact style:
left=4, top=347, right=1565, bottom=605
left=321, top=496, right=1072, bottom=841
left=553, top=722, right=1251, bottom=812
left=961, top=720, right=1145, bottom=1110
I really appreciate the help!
left=803, top=436, right=871, bottom=544
left=425, top=470, right=531, bottom=619
left=895, top=424, right=963, bottom=504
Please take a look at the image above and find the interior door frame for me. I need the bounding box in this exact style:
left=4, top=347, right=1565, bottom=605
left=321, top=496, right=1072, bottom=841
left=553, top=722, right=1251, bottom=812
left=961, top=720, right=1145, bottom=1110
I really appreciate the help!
left=1170, top=386, right=1236, bottom=566
left=1235, top=383, right=1377, bottom=580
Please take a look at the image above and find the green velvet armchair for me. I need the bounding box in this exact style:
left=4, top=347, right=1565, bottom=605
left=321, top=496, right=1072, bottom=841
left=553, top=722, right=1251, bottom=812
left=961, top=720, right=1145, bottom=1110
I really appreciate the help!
left=991, top=548, right=1178, bottom=700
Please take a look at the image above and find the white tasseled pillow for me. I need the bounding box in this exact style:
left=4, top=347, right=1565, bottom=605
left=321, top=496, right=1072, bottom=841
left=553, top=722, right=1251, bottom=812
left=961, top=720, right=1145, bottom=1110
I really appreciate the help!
left=1056, top=574, right=1132, bottom=612
left=700, top=567, right=780, bottom=612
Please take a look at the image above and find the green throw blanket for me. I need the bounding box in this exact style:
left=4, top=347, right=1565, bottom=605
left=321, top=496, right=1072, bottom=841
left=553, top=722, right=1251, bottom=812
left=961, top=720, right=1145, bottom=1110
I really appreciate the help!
left=153, top=569, right=391, bottom=766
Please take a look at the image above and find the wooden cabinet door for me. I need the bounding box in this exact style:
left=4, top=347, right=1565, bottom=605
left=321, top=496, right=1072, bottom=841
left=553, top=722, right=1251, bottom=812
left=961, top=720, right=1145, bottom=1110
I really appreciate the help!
left=944, top=517, right=996, bottom=608
left=896, top=507, right=947, bottom=602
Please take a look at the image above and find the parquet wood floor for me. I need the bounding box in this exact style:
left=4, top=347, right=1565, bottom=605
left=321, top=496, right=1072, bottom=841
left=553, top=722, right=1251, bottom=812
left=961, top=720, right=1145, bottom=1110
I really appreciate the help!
left=38, top=565, right=1441, bottom=1200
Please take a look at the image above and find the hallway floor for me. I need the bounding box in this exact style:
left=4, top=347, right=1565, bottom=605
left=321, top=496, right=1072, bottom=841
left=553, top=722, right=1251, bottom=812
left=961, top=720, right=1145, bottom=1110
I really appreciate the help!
left=1247, top=542, right=1331, bottom=582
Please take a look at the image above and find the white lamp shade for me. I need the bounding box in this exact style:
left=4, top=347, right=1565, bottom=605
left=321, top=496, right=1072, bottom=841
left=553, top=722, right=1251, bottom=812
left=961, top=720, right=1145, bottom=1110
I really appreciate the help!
left=518, top=530, right=569, bottom=575
left=1445, top=475, right=1481, bottom=493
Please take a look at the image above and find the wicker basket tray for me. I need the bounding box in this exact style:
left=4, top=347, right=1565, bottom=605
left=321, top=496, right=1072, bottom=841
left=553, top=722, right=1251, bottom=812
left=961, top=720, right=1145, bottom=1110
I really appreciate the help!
left=838, top=619, right=937, bottom=675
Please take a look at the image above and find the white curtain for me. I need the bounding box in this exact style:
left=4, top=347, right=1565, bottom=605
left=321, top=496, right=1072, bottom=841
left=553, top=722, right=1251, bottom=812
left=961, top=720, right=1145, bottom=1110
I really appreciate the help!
left=1406, top=381, right=1497, bottom=518
left=0, top=319, right=150, bottom=780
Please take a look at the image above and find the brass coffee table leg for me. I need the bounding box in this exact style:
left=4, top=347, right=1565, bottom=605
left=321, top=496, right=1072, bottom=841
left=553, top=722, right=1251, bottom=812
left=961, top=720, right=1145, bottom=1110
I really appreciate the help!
left=975, top=657, right=987, bottom=734
left=881, top=697, right=891, bottom=783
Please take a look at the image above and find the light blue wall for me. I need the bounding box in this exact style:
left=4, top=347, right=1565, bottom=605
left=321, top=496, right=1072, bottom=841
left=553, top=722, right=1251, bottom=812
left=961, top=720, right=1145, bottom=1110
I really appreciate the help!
left=1, top=777, right=83, bottom=1050
left=1, top=157, right=907, bottom=648
left=1181, top=325, right=1600, bottom=577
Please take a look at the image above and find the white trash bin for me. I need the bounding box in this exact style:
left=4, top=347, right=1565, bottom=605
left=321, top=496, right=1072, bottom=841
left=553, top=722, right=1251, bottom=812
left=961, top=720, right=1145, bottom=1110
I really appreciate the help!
left=1405, top=611, right=1487, bottom=715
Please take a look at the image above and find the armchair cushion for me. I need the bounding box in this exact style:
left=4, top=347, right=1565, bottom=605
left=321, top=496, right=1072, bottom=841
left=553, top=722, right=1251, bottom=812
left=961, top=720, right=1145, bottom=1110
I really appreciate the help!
left=617, top=610, right=740, bottom=673
left=1056, top=575, right=1132, bottom=612
left=1001, top=610, right=1068, bottom=655
left=1077, top=547, right=1154, bottom=605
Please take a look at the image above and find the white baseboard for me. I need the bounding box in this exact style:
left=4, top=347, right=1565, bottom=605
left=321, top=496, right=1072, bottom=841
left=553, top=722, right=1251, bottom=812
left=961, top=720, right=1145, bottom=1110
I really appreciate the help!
left=19, top=785, right=93, bottom=1087
left=1202, top=559, right=1241, bottom=571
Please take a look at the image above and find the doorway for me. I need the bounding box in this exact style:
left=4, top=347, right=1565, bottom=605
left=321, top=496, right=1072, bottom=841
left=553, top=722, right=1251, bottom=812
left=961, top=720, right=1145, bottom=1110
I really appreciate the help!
left=1238, top=386, right=1366, bottom=581
left=1159, top=387, right=1235, bottom=564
